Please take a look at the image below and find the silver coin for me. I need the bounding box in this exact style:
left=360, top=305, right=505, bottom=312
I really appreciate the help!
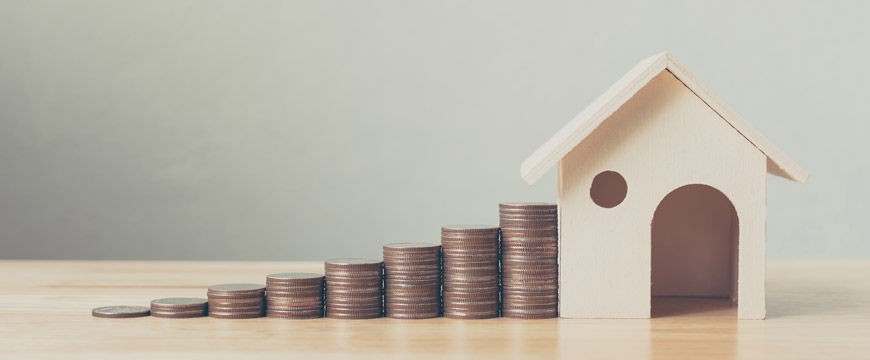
left=92, top=305, right=150, bottom=318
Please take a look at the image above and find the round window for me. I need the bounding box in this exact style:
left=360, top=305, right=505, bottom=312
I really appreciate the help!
left=590, top=171, right=627, bottom=208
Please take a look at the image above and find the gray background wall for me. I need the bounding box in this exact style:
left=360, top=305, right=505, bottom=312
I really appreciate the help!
left=0, top=1, right=866, bottom=260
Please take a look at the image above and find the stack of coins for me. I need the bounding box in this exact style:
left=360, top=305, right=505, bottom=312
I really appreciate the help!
left=499, top=202, right=558, bottom=319
left=441, top=225, right=500, bottom=319
left=150, top=297, right=208, bottom=318
left=207, top=284, right=266, bottom=319
left=383, top=243, right=442, bottom=319
left=324, top=258, right=384, bottom=319
left=265, top=273, right=324, bottom=319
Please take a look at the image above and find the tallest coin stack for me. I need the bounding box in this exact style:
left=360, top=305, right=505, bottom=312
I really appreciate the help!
left=499, top=202, right=559, bottom=319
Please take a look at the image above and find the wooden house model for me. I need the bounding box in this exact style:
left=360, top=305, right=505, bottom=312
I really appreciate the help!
left=521, top=52, right=808, bottom=319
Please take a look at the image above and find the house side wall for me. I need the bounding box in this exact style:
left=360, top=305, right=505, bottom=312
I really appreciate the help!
left=558, top=71, right=766, bottom=319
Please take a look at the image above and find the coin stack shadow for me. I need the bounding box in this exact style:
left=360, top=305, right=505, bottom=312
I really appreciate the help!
left=441, top=225, right=500, bottom=319
left=265, top=273, right=325, bottom=319
left=324, top=258, right=384, bottom=319
left=383, top=243, right=442, bottom=319
left=150, top=297, right=208, bottom=318
left=499, top=202, right=558, bottom=319
left=207, top=284, right=266, bottom=319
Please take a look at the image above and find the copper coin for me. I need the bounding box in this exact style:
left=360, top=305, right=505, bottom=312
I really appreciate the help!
left=266, top=303, right=322, bottom=310
left=502, top=295, right=558, bottom=303
left=324, top=258, right=383, bottom=270
left=207, top=284, right=266, bottom=295
left=325, top=306, right=382, bottom=312
left=266, top=308, right=322, bottom=314
left=206, top=293, right=265, bottom=301
left=502, top=286, right=558, bottom=293
left=150, top=297, right=208, bottom=310
left=385, top=289, right=441, bottom=296
left=386, top=312, right=440, bottom=319
left=266, top=292, right=323, bottom=300
left=267, top=314, right=322, bottom=320
left=266, top=272, right=324, bottom=282
left=266, top=295, right=322, bottom=301
left=324, top=286, right=382, bottom=293
left=325, top=277, right=382, bottom=284
left=384, top=267, right=441, bottom=274
left=207, top=305, right=265, bottom=313
left=502, top=302, right=557, bottom=310
left=324, top=283, right=381, bottom=289
left=383, top=242, right=441, bottom=250
left=265, top=282, right=323, bottom=289
left=325, top=311, right=383, bottom=317
left=440, top=235, right=498, bottom=240
left=326, top=297, right=382, bottom=305
left=443, top=291, right=498, bottom=299
left=499, top=202, right=557, bottom=209
left=326, top=313, right=382, bottom=320
left=503, top=312, right=557, bottom=319
left=208, top=311, right=264, bottom=319
left=501, top=239, right=558, bottom=245
left=385, top=277, right=441, bottom=284
left=91, top=305, right=150, bottom=318
left=500, top=230, right=557, bottom=237
left=383, top=253, right=441, bottom=259
left=499, top=220, right=557, bottom=227
left=267, top=309, right=322, bottom=319
left=323, top=275, right=383, bottom=281
left=267, top=303, right=322, bottom=309
left=267, top=306, right=323, bottom=313
left=151, top=309, right=208, bottom=318
left=441, top=224, right=499, bottom=232
left=265, top=286, right=323, bottom=293
left=383, top=272, right=441, bottom=279
left=385, top=298, right=441, bottom=306
left=385, top=305, right=441, bottom=312
left=498, top=215, right=556, bottom=221
left=443, top=311, right=498, bottom=319
left=207, top=297, right=265, bottom=306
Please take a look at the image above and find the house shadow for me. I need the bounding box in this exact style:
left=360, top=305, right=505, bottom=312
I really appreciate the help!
left=651, top=296, right=736, bottom=318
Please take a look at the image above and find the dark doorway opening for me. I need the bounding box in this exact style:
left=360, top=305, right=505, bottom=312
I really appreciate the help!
left=651, top=184, right=738, bottom=318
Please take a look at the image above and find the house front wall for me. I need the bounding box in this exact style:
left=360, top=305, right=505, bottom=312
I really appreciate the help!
left=558, top=70, right=767, bottom=319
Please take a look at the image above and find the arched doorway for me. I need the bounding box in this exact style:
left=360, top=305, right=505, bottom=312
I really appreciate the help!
left=651, top=184, right=739, bottom=317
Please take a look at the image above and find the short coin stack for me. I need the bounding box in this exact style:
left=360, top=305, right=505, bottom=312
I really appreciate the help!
left=441, top=225, right=500, bottom=319
left=150, top=297, right=208, bottom=318
left=383, top=243, right=442, bottom=319
left=324, top=258, right=384, bottom=319
left=265, top=273, right=324, bottom=319
left=499, top=202, right=558, bottom=319
left=91, top=305, right=150, bottom=318
left=207, top=283, right=266, bottom=319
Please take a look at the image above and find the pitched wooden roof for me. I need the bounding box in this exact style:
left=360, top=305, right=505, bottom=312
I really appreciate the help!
left=521, top=52, right=808, bottom=185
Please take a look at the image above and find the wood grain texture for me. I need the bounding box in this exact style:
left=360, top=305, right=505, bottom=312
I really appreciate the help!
left=521, top=52, right=808, bottom=184
left=0, top=260, right=867, bottom=359
left=558, top=71, right=767, bottom=318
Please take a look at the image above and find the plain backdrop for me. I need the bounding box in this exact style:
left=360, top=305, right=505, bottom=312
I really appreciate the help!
left=1, top=1, right=867, bottom=260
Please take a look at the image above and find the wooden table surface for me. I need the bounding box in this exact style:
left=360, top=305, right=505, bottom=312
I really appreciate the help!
left=1, top=260, right=868, bottom=359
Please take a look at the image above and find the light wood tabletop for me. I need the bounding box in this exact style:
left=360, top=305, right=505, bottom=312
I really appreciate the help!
left=0, top=260, right=867, bottom=359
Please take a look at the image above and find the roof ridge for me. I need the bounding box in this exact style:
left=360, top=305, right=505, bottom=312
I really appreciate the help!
left=520, top=52, right=808, bottom=185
